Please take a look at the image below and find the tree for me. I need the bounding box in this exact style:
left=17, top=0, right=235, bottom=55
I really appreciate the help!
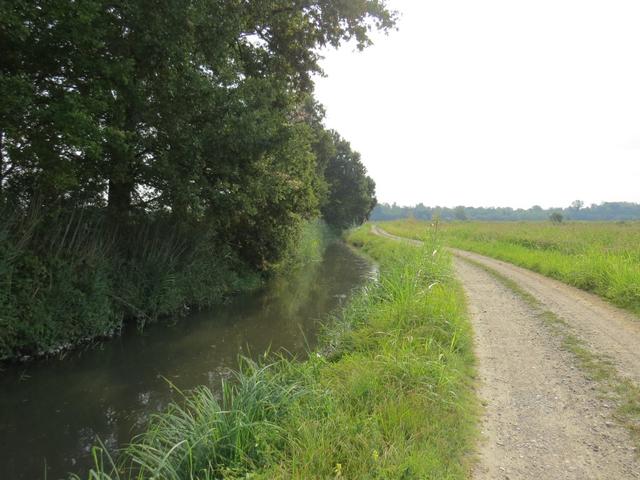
left=369, top=202, right=640, bottom=222
left=571, top=200, right=584, bottom=210
left=0, top=0, right=396, bottom=252
left=454, top=206, right=468, bottom=221
left=320, top=132, right=376, bottom=230
left=0, top=0, right=398, bottom=357
left=549, top=212, right=564, bottom=224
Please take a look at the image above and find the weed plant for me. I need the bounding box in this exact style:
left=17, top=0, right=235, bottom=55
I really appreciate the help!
left=273, top=219, right=334, bottom=273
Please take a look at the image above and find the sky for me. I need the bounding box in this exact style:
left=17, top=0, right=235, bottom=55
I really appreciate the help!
left=313, top=0, right=640, bottom=209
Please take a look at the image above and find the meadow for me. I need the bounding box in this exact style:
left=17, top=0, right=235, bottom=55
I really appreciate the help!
left=378, top=219, right=640, bottom=315
left=73, top=226, right=478, bottom=479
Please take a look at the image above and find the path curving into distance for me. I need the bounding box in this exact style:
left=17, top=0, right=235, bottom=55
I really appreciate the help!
left=371, top=225, right=640, bottom=479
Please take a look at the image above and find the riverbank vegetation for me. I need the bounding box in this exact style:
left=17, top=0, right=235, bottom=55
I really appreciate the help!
left=0, top=1, right=395, bottom=360
left=378, top=219, right=640, bottom=315
left=73, top=226, right=478, bottom=479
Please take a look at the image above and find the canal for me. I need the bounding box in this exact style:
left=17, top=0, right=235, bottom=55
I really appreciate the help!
left=0, top=242, right=374, bottom=479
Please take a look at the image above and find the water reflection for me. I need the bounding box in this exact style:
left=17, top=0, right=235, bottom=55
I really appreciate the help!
left=0, top=242, right=373, bottom=480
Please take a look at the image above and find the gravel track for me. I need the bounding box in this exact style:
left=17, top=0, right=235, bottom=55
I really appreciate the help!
left=451, top=247, right=640, bottom=386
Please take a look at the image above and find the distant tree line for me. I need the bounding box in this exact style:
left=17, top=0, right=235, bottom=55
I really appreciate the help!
left=371, top=201, right=640, bottom=222
left=0, top=1, right=394, bottom=359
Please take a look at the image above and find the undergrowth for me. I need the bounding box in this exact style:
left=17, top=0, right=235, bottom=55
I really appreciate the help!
left=0, top=210, right=263, bottom=360
left=0, top=212, right=332, bottom=361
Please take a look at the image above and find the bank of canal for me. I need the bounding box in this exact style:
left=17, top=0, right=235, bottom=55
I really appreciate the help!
left=0, top=242, right=375, bottom=480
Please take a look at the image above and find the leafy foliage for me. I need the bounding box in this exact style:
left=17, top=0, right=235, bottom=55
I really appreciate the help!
left=320, top=132, right=377, bottom=229
left=549, top=211, right=563, bottom=224
left=0, top=0, right=392, bottom=358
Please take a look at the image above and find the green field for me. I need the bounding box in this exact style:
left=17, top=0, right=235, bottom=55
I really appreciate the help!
left=377, top=219, right=640, bottom=315
left=75, top=226, right=478, bottom=480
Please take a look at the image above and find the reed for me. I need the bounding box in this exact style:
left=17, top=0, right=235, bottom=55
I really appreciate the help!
left=0, top=208, right=262, bottom=360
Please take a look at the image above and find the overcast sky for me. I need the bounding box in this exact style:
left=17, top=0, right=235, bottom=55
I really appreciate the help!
left=313, top=0, right=640, bottom=208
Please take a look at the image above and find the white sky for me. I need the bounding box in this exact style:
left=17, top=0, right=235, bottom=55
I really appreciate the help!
left=313, top=0, right=640, bottom=209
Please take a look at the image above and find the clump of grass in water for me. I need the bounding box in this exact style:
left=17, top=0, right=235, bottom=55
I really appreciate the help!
left=73, top=359, right=304, bottom=480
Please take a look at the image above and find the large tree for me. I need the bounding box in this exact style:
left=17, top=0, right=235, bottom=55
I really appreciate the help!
left=1, top=0, right=394, bottom=260
left=0, top=0, right=395, bottom=358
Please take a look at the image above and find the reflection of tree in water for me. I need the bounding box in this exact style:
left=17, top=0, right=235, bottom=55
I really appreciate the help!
left=258, top=243, right=371, bottom=350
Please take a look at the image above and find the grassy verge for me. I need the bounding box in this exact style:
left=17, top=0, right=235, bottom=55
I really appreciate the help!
left=377, top=219, right=640, bottom=316
left=458, top=256, right=640, bottom=449
left=73, top=225, right=478, bottom=479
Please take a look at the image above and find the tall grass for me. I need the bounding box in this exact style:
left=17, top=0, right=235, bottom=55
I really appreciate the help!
left=0, top=209, right=262, bottom=360
left=379, top=219, right=640, bottom=315
left=79, top=359, right=299, bottom=480
left=72, top=225, right=478, bottom=479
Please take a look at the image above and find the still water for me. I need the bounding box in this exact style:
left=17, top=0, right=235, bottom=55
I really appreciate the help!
left=0, top=242, right=374, bottom=480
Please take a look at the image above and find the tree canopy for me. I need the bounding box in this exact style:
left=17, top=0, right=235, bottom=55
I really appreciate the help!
left=320, top=132, right=376, bottom=230
left=1, top=0, right=389, bottom=263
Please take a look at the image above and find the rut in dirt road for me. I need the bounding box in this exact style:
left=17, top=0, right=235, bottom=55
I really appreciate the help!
left=371, top=226, right=640, bottom=479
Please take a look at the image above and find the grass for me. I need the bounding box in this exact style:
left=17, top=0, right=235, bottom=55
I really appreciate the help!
left=0, top=210, right=265, bottom=361
left=0, top=215, right=333, bottom=361
left=72, top=225, right=478, bottom=479
left=377, top=219, right=640, bottom=315
left=379, top=220, right=640, bottom=448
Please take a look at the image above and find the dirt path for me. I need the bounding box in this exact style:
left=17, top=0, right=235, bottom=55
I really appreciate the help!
left=371, top=225, right=640, bottom=479
left=451, top=248, right=640, bottom=386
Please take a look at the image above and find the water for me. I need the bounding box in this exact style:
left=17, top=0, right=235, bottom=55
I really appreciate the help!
left=0, top=242, right=374, bottom=480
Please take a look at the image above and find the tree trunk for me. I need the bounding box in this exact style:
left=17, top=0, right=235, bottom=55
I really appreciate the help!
left=106, top=101, right=137, bottom=223
left=0, top=131, right=4, bottom=195
left=0, top=131, right=13, bottom=200
left=108, top=178, right=133, bottom=220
